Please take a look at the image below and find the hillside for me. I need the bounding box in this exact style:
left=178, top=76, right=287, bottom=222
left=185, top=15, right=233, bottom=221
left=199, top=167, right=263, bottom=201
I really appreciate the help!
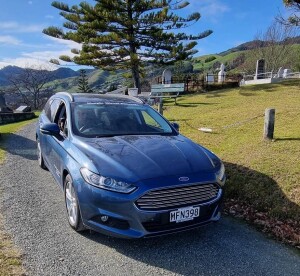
left=218, top=36, right=300, bottom=56
left=0, top=37, right=299, bottom=91
left=0, top=66, right=80, bottom=87
left=193, top=43, right=300, bottom=74
left=43, top=69, right=125, bottom=93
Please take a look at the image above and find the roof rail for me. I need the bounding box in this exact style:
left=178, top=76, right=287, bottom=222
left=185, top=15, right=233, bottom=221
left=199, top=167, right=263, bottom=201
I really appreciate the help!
left=56, top=92, right=74, bottom=102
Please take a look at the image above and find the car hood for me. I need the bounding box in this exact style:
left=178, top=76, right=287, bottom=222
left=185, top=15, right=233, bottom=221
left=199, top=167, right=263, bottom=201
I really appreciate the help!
left=74, top=135, right=215, bottom=182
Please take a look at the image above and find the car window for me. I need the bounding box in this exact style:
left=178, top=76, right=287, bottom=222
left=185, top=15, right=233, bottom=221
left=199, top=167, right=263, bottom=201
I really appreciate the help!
left=71, top=103, right=175, bottom=137
left=55, top=102, right=68, bottom=137
left=141, top=111, right=162, bottom=129
left=44, top=99, right=52, bottom=120
left=49, top=99, right=62, bottom=123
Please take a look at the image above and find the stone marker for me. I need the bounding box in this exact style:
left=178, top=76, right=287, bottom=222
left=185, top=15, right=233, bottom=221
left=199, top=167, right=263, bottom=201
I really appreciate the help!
left=283, top=69, right=292, bottom=78
left=263, top=108, right=275, bottom=140
left=162, top=69, right=172, bottom=84
left=275, top=67, right=284, bottom=78
left=218, top=63, right=226, bottom=83
left=255, top=59, right=265, bottom=80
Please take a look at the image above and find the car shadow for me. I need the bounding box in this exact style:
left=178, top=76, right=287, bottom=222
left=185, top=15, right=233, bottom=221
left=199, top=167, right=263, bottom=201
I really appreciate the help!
left=0, top=133, right=37, bottom=161
left=176, top=102, right=218, bottom=108
left=78, top=162, right=300, bottom=275
left=223, top=162, right=300, bottom=221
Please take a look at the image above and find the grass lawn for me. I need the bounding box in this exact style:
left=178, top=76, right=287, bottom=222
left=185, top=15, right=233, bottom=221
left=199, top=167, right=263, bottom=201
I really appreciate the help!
left=0, top=116, right=38, bottom=275
left=163, top=79, right=300, bottom=246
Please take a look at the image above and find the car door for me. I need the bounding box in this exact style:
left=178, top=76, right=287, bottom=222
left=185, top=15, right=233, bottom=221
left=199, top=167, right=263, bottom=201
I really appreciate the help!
left=39, top=98, right=61, bottom=174
left=46, top=100, right=71, bottom=187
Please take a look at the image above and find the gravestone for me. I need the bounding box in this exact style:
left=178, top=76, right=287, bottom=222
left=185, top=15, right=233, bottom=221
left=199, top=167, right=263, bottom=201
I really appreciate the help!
left=255, top=59, right=265, bottom=80
left=275, top=67, right=284, bottom=78
left=16, top=105, right=31, bottom=112
left=218, top=63, right=226, bottom=83
left=0, top=93, right=13, bottom=113
left=162, top=69, right=172, bottom=84
left=283, top=69, right=292, bottom=78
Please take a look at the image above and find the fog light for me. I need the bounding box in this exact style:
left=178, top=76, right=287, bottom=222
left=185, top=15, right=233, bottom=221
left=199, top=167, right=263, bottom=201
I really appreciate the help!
left=100, top=215, right=109, bottom=222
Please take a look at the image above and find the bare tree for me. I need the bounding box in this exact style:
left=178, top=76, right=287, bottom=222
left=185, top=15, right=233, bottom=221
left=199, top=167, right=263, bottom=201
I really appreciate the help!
left=241, top=22, right=299, bottom=74
left=7, top=64, right=55, bottom=110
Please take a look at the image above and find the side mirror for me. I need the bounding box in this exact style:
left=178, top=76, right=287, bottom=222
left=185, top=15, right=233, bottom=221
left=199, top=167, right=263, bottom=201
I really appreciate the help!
left=40, top=123, right=60, bottom=136
left=171, top=122, right=180, bottom=132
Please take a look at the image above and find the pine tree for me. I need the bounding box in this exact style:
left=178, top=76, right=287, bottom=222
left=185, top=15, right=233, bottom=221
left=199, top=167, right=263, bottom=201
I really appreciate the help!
left=43, top=0, right=212, bottom=92
left=277, top=1, right=300, bottom=26
left=78, top=69, right=93, bottom=93
left=283, top=0, right=300, bottom=26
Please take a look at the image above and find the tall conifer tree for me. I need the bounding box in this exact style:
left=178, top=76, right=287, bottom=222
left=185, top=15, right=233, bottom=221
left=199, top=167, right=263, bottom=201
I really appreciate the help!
left=78, top=69, right=93, bottom=93
left=43, top=0, right=212, bottom=92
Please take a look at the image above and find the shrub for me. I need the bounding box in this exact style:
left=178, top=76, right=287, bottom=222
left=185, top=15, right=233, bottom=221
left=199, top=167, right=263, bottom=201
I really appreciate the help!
left=204, top=56, right=216, bottom=63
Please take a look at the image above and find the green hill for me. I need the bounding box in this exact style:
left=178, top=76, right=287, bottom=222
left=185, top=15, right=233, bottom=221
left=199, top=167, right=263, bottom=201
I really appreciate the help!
left=1, top=39, right=299, bottom=92
left=193, top=44, right=300, bottom=74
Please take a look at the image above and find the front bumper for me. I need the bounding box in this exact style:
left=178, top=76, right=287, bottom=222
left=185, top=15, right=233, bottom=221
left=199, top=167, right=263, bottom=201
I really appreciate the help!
left=76, top=174, right=224, bottom=239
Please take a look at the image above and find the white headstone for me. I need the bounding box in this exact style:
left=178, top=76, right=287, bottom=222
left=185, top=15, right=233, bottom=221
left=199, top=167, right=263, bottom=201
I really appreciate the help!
left=218, top=63, right=226, bottom=83
left=275, top=67, right=284, bottom=78
left=162, top=69, right=172, bottom=84
left=283, top=69, right=292, bottom=78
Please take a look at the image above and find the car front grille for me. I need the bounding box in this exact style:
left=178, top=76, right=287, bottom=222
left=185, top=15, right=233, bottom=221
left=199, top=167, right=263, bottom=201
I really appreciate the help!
left=135, top=183, right=220, bottom=211
left=142, top=201, right=221, bottom=233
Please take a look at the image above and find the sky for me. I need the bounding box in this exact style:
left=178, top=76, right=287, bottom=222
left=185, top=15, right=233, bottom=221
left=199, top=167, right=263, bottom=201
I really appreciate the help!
left=0, top=0, right=295, bottom=70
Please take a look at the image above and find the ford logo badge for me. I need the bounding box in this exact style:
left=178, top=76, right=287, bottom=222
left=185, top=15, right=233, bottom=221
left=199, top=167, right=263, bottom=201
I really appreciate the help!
left=179, top=177, right=189, bottom=182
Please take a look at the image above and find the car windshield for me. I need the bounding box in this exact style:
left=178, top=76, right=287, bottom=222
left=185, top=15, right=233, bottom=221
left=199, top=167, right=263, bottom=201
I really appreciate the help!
left=71, top=102, right=175, bottom=137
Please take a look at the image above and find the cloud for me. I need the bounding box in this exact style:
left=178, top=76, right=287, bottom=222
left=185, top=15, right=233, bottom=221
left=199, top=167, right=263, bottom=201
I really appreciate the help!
left=0, top=21, right=44, bottom=33
left=189, top=0, right=230, bottom=22
left=0, top=58, right=58, bottom=70
left=0, top=31, right=88, bottom=70
left=44, top=36, right=82, bottom=50
left=28, top=1, right=33, bottom=5
left=0, top=35, right=21, bottom=45
left=45, top=15, right=54, bottom=19
left=0, top=37, right=82, bottom=69
left=22, top=49, right=75, bottom=60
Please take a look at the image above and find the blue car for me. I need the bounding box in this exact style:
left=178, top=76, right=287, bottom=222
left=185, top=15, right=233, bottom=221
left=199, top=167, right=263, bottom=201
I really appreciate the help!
left=36, top=92, right=225, bottom=238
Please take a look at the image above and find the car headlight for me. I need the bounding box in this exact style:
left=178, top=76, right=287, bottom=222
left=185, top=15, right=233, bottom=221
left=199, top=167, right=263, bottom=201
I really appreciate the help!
left=80, top=168, right=137, bottom=193
left=216, top=162, right=225, bottom=183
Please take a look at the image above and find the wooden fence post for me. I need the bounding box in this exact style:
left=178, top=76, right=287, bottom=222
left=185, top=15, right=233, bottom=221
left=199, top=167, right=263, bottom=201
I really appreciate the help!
left=263, top=108, right=275, bottom=140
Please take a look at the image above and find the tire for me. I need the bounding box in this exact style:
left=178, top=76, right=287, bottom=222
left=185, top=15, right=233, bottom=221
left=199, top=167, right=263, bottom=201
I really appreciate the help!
left=64, top=174, right=85, bottom=232
left=37, top=139, right=47, bottom=170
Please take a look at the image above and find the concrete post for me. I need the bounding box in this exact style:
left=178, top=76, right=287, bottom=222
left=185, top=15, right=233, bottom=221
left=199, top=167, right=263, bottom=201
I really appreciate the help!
left=263, top=108, right=275, bottom=140
left=158, top=98, right=163, bottom=115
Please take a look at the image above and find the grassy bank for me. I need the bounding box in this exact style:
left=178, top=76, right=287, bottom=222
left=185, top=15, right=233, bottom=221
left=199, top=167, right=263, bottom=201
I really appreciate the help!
left=0, top=116, right=38, bottom=163
left=0, top=117, right=38, bottom=275
left=164, top=79, right=300, bottom=246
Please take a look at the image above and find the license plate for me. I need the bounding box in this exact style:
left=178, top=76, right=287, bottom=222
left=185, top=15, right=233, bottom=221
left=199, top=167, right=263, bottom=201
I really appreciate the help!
left=170, top=206, right=200, bottom=223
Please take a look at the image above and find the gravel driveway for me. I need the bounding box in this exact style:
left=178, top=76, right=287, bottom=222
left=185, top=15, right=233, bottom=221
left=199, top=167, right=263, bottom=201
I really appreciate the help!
left=0, top=122, right=299, bottom=276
